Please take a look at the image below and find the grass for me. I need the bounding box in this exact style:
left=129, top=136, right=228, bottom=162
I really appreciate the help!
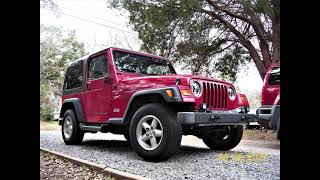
left=243, top=129, right=277, bottom=141
left=40, top=120, right=60, bottom=131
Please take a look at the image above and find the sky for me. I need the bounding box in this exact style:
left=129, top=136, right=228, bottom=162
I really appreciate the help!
left=40, top=0, right=263, bottom=95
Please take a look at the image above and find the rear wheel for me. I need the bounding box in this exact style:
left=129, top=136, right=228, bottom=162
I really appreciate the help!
left=201, top=125, right=243, bottom=150
left=62, top=110, right=84, bottom=145
left=129, top=103, right=182, bottom=162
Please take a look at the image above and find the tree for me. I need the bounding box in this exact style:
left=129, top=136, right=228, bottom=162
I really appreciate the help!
left=246, top=90, right=261, bottom=111
left=40, top=0, right=58, bottom=12
left=40, top=24, right=86, bottom=96
left=40, top=24, right=86, bottom=119
left=109, top=0, right=279, bottom=81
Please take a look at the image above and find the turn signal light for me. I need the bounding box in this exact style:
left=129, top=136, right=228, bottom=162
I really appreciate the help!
left=165, top=89, right=173, bottom=97
left=181, top=89, right=192, bottom=96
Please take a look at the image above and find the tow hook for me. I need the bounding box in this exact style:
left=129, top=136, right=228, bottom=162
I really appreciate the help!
left=210, top=115, right=220, bottom=121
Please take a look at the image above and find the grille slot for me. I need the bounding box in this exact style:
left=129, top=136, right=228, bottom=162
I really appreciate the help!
left=202, top=82, right=227, bottom=109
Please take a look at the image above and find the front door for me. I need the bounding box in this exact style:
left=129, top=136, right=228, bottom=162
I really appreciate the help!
left=83, top=52, right=112, bottom=123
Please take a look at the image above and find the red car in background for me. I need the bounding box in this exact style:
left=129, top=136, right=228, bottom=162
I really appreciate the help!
left=256, top=63, right=280, bottom=139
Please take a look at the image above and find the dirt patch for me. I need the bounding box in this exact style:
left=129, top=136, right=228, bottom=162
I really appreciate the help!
left=40, top=120, right=60, bottom=131
left=40, top=150, right=115, bottom=180
left=243, top=129, right=277, bottom=141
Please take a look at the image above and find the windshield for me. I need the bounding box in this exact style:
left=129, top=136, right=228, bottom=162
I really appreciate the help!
left=113, top=50, right=176, bottom=75
left=270, top=66, right=280, bottom=74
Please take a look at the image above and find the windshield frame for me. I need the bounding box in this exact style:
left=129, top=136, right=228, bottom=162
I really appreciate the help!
left=111, top=49, right=177, bottom=76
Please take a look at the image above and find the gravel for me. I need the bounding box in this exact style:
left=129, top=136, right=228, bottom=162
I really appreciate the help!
left=40, top=131, right=280, bottom=180
left=40, top=150, right=115, bottom=180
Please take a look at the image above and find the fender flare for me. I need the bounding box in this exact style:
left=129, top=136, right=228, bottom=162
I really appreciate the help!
left=59, top=98, right=85, bottom=123
left=108, top=87, right=182, bottom=124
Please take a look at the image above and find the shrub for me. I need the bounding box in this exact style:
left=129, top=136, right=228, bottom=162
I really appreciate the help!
left=40, top=105, right=54, bottom=121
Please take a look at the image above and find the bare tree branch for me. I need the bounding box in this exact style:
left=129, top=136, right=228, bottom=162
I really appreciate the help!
left=200, top=8, right=267, bottom=78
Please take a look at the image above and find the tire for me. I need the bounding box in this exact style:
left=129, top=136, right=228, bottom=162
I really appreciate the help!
left=201, top=125, right=243, bottom=151
left=123, top=129, right=130, bottom=143
left=129, top=103, right=182, bottom=162
left=276, top=118, right=280, bottom=140
left=62, top=109, right=84, bottom=145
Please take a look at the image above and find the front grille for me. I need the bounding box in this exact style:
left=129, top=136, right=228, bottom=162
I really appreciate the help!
left=202, top=82, right=227, bottom=109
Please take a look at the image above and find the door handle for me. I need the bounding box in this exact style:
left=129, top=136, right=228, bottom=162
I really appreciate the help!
left=87, top=82, right=91, bottom=90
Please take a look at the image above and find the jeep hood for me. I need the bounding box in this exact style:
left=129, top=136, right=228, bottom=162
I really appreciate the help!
left=118, top=74, right=233, bottom=91
left=179, top=74, right=232, bottom=85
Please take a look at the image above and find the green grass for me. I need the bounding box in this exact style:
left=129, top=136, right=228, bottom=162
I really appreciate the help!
left=243, top=129, right=277, bottom=141
left=40, top=120, right=60, bottom=131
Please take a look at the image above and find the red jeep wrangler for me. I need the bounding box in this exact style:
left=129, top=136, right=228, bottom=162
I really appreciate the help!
left=59, top=47, right=256, bottom=161
left=256, top=63, right=280, bottom=139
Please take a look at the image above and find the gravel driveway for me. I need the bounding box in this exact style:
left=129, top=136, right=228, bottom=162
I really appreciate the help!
left=40, top=131, right=280, bottom=180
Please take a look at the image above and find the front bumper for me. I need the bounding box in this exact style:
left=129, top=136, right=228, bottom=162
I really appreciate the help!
left=177, top=110, right=256, bottom=126
left=256, top=105, right=280, bottom=129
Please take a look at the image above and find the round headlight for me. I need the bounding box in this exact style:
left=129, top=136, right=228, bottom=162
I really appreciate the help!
left=228, top=87, right=236, bottom=101
left=191, top=81, right=202, bottom=98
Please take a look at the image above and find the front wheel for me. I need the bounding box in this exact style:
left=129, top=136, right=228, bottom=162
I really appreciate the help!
left=129, top=103, right=182, bottom=162
left=201, top=125, right=243, bottom=150
left=123, top=129, right=130, bottom=143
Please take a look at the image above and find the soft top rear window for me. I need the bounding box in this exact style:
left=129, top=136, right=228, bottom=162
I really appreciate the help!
left=63, top=60, right=84, bottom=90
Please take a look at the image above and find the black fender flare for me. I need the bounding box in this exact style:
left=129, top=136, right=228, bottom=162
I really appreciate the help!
left=108, top=87, right=183, bottom=124
left=59, top=98, right=85, bottom=124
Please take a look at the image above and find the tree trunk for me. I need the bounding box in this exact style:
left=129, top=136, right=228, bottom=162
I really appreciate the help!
left=272, top=0, right=280, bottom=63
left=260, top=44, right=272, bottom=68
left=250, top=17, right=272, bottom=68
left=245, top=41, right=267, bottom=79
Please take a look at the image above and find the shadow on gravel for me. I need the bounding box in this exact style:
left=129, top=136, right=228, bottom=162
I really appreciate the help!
left=72, top=139, right=260, bottom=163
left=79, top=140, right=220, bottom=162
left=81, top=140, right=132, bottom=153
left=177, top=145, right=246, bottom=156
left=81, top=139, right=220, bottom=156
left=81, top=140, right=214, bottom=152
left=179, top=145, right=211, bottom=153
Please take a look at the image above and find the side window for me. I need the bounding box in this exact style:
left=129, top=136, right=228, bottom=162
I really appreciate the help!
left=268, top=66, right=280, bottom=85
left=64, top=61, right=84, bottom=90
left=88, top=55, right=108, bottom=81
